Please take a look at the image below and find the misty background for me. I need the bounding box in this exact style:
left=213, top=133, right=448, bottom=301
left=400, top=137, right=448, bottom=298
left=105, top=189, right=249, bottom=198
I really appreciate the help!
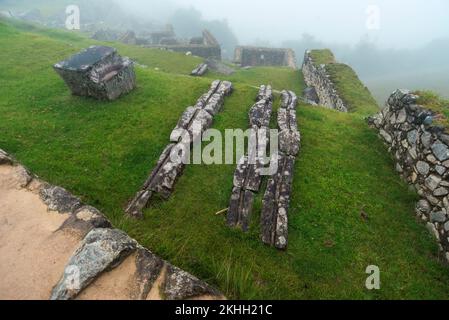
left=1, top=0, right=448, bottom=103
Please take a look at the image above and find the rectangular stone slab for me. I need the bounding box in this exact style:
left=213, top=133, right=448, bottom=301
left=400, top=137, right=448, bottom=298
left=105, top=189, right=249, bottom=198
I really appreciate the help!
left=261, top=153, right=295, bottom=250
left=227, top=187, right=255, bottom=232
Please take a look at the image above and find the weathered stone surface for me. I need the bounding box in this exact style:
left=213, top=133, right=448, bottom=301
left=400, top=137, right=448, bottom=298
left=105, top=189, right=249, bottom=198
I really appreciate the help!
left=59, top=206, right=112, bottom=237
left=164, top=264, right=221, bottom=300
left=40, top=184, right=83, bottom=214
left=227, top=187, right=255, bottom=232
left=261, top=153, right=295, bottom=250
left=133, top=248, right=165, bottom=300
left=379, top=129, right=392, bottom=143
left=431, top=141, right=449, bottom=162
left=127, top=80, right=233, bottom=218
left=277, top=108, right=298, bottom=132
left=302, top=50, right=348, bottom=112
left=0, top=148, right=13, bottom=165
left=425, top=175, right=442, bottom=191
left=50, top=228, right=138, bottom=300
left=170, top=106, right=213, bottom=143
left=434, top=187, right=449, bottom=197
left=397, top=109, right=407, bottom=123
left=249, top=99, right=273, bottom=128
left=280, top=90, right=298, bottom=110
left=233, top=156, right=262, bottom=192
left=257, top=85, right=273, bottom=102
left=430, top=211, right=447, bottom=223
left=416, top=161, right=430, bottom=176
left=54, top=46, right=136, bottom=101
left=279, top=129, right=301, bottom=157
left=303, top=86, right=319, bottom=105
left=191, top=63, right=208, bottom=77
left=407, top=130, right=418, bottom=146
left=416, top=200, right=431, bottom=214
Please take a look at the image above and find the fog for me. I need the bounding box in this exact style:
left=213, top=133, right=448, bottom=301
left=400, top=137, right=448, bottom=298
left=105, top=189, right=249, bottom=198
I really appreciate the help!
left=116, top=0, right=449, bottom=49
left=2, top=0, right=449, bottom=101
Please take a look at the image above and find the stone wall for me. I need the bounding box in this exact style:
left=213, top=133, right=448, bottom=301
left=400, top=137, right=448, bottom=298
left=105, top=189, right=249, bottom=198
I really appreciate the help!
left=234, top=46, right=297, bottom=69
left=145, top=30, right=222, bottom=60
left=369, top=89, right=449, bottom=260
left=302, top=50, right=348, bottom=112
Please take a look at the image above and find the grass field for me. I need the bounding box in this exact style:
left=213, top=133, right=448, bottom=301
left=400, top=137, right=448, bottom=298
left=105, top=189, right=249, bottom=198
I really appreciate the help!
left=1, top=18, right=449, bottom=299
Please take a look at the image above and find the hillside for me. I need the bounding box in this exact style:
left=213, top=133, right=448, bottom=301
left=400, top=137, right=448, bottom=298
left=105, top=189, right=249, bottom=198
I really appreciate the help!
left=1, top=18, right=449, bottom=299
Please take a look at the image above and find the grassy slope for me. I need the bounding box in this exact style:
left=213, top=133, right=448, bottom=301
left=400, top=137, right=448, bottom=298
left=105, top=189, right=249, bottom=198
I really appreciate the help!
left=310, top=49, right=379, bottom=115
left=1, top=19, right=449, bottom=299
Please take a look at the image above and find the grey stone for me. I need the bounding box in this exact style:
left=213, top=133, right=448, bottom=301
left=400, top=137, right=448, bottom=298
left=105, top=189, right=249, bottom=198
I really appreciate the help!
left=421, top=132, right=432, bottom=149
left=50, top=228, right=138, bottom=300
left=408, top=147, right=417, bottom=160
left=425, top=175, right=442, bottom=191
left=416, top=161, right=430, bottom=176
left=431, top=141, right=449, bottom=162
left=427, top=154, right=438, bottom=164
left=416, top=199, right=431, bottom=214
left=444, top=221, right=449, bottom=232
left=227, top=187, right=254, bottom=232
left=427, top=222, right=440, bottom=240
left=407, top=130, right=418, bottom=146
left=261, top=153, right=295, bottom=250
left=430, top=211, right=447, bottom=223
left=40, top=184, right=83, bottom=214
left=249, top=99, right=273, bottom=128
left=395, top=163, right=403, bottom=173
left=426, top=194, right=440, bottom=205
left=434, top=187, right=449, bottom=197
left=190, top=63, right=208, bottom=77
left=279, top=129, right=301, bottom=157
left=133, top=248, right=165, bottom=300
left=379, top=130, right=392, bottom=144
left=397, top=109, right=407, bottom=123
left=436, top=165, right=447, bottom=176
left=257, top=85, right=273, bottom=102
left=59, top=206, right=112, bottom=237
left=163, top=264, right=220, bottom=300
left=54, top=46, right=136, bottom=101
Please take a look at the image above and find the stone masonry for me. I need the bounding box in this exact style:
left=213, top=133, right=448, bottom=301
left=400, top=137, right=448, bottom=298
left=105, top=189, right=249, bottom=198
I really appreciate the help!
left=54, top=46, right=136, bottom=101
left=369, top=89, right=449, bottom=259
left=234, top=46, right=297, bottom=69
left=302, top=50, right=348, bottom=112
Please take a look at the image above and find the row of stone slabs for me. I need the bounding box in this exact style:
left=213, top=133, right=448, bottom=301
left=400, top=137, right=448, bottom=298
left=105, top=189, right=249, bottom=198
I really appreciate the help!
left=227, top=88, right=301, bottom=250
left=126, top=80, right=233, bottom=218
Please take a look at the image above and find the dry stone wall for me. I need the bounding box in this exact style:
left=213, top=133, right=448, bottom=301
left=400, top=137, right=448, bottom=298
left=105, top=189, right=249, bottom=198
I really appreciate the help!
left=234, top=46, right=297, bottom=69
left=302, top=50, right=347, bottom=112
left=369, top=89, right=449, bottom=259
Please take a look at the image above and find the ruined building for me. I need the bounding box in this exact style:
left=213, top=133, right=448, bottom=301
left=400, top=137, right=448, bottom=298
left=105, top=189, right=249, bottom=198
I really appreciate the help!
left=145, top=30, right=222, bottom=60
left=54, top=46, right=136, bottom=101
left=234, top=46, right=297, bottom=69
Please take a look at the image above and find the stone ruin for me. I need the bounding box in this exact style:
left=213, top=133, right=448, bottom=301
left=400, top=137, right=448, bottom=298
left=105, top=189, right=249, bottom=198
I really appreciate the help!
left=234, top=46, right=297, bottom=69
left=227, top=85, right=273, bottom=231
left=369, top=89, right=449, bottom=261
left=261, top=91, right=300, bottom=250
left=226, top=88, right=301, bottom=250
left=302, top=50, right=348, bottom=112
left=126, top=80, right=233, bottom=219
left=191, top=63, right=209, bottom=77
left=54, top=46, right=136, bottom=101
left=145, top=30, right=222, bottom=60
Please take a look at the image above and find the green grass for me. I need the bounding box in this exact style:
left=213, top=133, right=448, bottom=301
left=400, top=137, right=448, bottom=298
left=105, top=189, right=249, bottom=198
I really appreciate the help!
left=309, top=49, right=336, bottom=65
left=1, top=19, right=449, bottom=299
left=414, top=90, right=449, bottom=129
left=310, top=49, right=379, bottom=115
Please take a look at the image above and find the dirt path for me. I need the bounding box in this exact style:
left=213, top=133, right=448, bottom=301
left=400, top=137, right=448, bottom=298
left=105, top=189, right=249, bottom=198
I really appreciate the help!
left=0, top=149, right=224, bottom=300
